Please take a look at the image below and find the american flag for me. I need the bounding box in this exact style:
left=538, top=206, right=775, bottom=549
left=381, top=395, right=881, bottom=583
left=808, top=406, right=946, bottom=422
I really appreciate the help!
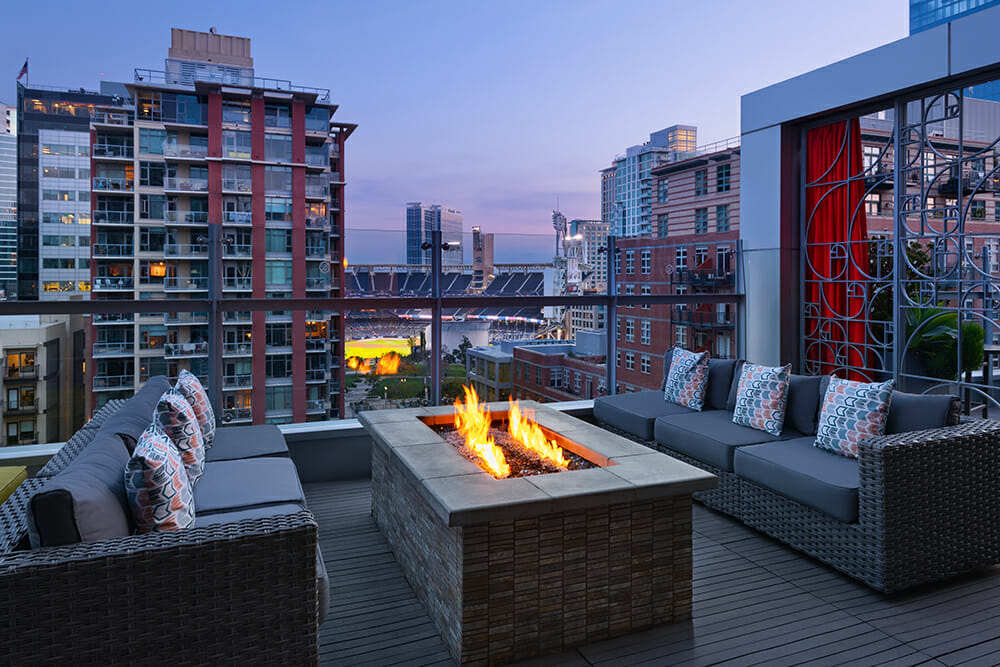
left=16, top=59, right=27, bottom=82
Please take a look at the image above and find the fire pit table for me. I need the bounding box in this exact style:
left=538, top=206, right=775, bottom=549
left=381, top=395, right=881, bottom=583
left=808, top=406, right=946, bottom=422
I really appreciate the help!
left=359, top=400, right=716, bottom=666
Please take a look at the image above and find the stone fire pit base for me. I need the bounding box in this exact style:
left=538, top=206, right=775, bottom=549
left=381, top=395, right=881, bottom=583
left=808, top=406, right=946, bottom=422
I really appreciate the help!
left=362, top=403, right=716, bottom=665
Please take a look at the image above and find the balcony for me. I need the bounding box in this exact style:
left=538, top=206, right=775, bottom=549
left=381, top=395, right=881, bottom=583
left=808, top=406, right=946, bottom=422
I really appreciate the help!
left=305, top=245, right=327, bottom=258
left=305, top=277, right=330, bottom=290
left=163, top=177, right=209, bottom=193
left=93, top=313, right=134, bottom=324
left=305, top=339, right=326, bottom=352
left=223, top=277, right=253, bottom=291
left=223, top=342, right=253, bottom=356
left=165, top=210, right=210, bottom=225
left=222, top=179, right=253, bottom=194
left=306, top=399, right=326, bottom=414
left=92, top=243, right=134, bottom=258
left=93, top=210, right=134, bottom=225
left=92, top=374, right=134, bottom=390
left=92, top=143, right=133, bottom=160
left=305, top=217, right=329, bottom=230
left=222, top=373, right=253, bottom=389
left=163, top=276, right=209, bottom=291
left=224, top=244, right=253, bottom=258
left=164, top=243, right=209, bottom=258
left=92, top=341, right=134, bottom=356
left=220, top=407, right=252, bottom=423
left=224, top=211, right=253, bottom=225
left=223, top=311, right=252, bottom=323
left=329, top=199, right=341, bottom=211
left=305, top=185, right=329, bottom=199
left=163, top=342, right=209, bottom=359
left=164, top=312, right=209, bottom=325
left=329, top=172, right=343, bottom=184
left=92, top=276, right=134, bottom=291
left=163, top=143, right=209, bottom=160
left=90, top=109, right=133, bottom=127
left=327, top=382, right=341, bottom=395
left=92, top=177, right=134, bottom=193
left=305, top=153, right=329, bottom=168
left=306, top=368, right=327, bottom=382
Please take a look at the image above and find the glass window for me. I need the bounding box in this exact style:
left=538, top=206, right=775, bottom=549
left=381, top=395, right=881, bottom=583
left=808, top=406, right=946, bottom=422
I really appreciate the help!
left=716, top=163, right=731, bottom=192
left=625, top=250, right=635, bottom=273
left=305, top=107, right=328, bottom=132
left=675, top=247, right=688, bottom=271
left=265, top=229, right=292, bottom=253
left=265, top=197, right=293, bottom=222
left=265, top=385, right=293, bottom=411
left=265, top=134, right=293, bottom=163
left=265, top=260, right=293, bottom=286
left=265, top=104, right=291, bottom=129
left=716, top=204, right=730, bottom=232
left=139, top=162, right=165, bottom=187
left=222, top=100, right=251, bottom=125
left=222, top=131, right=252, bottom=160
left=640, top=249, right=651, bottom=274
left=657, top=179, right=669, bottom=204
left=694, top=169, right=707, bottom=196
left=641, top=320, right=651, bottom=345
left=640, top=355, right=651, bottom=374
left=265, top=166, right=292, bottom=194
left=658, top=213, right=668, bottom=237
left=695, top=208, right=708, bottom=234
left=139, top=129, right=167, bottom=155
left=140, top=194, right=166, bottom=220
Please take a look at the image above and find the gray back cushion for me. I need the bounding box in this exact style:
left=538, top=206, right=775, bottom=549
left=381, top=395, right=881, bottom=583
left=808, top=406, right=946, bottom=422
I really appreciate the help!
left=97, top=375, right=170, bottom=443
left=886, top=392, right=961, bottom=434
left=785, top=374, right=824, bottom=435
left=726, top=360, right=746, bottom=411
left=705, top=359, right=738, bottom=411
left=27, top=431, right=133, bottom=548
left=659, top=348, right=675, bottom=391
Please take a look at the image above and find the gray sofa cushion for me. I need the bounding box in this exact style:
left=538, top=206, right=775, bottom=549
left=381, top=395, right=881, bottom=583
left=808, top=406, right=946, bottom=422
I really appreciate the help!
left=886, top=392, right=961, bottom=434
left=734, top=438, right=859, bottom=523
left=659, top=348, right=676, bottom=391
left=785, top=374, right=824, bottom=436
left=98, top=376, right=171, bottom=444
left=27, top=431, right=133, bottom=548
left=594, top=390, right=693, bottom=441
left=196, top=503, right=328, bottom=624
left=706, top=359, right=738, bottom=411
left=195, top=458, right=306, bottom=514
left=654, top=410, right=804, bottom=472
left=725, top=360, right=746, bottom=411
left=205, top=424, right=289, bottom=462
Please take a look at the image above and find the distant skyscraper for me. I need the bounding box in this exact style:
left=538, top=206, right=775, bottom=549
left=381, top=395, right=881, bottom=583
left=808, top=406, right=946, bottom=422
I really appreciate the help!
left=405, top=202, right=462, bottom=265
left=600, top=166, right=616, bottom=224
left=910, top=0, right=1000, bottom=32
left=607, top=124, right=697, bottom=238
left=0, top=101, right=17, bottom=298
left=470, top=225, right=494, bottom=292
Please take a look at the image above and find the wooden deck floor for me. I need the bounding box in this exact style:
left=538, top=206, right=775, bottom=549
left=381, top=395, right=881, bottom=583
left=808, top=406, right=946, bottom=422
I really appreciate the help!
left=306, top=480, right=1000, bottom=666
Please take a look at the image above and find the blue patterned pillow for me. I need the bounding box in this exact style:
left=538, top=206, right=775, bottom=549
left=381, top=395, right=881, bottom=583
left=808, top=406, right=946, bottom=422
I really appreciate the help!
left=154, top=388, right=206, bottom=485
left=124, top=424, right=195, bottom=534
left=815, top=377, right=894, bottom=458
left=663, top=348, right=710, bottom=411
left=731, top=363, right=791, bottom=436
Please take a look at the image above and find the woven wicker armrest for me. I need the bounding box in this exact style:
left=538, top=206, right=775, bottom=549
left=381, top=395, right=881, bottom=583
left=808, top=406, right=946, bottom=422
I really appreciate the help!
left=856, top=419, right=1000, bottom=591
left=0, top=510, right=321, bottom=664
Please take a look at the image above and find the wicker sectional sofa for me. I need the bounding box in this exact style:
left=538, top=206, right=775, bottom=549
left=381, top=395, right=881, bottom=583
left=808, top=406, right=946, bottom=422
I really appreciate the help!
left=0, top=377, right=327, bottom=664
left=595, top=352, right=1000, bottom=593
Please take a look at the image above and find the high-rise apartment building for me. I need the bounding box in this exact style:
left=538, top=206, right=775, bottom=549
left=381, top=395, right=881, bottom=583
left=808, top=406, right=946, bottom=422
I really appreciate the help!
left=607, top=125, right=697, bottom=237
left=0, top=101, right=16, bottom=298
left=600, top=166, right=616, bottom=224
left=88, top=28, right=354, bottom=423
left=16, top=86, right=121, bottom=300
left=567, top=219, right=609, bottom=336
left=406, top=202, right=462, bottom=265
left=470, top=225, right=494, bottom=292
left=910, top=0, right=1000, bottom=32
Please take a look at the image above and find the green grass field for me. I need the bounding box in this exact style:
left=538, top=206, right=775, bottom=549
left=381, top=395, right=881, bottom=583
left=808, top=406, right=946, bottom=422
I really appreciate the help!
left=345, top=337, right=412, bottom=359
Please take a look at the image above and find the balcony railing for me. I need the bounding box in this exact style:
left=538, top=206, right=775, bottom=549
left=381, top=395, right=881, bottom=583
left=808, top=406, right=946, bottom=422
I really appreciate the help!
left=164, top=276, right=210, bottom=290
left=306, top=399, right=326, bottom=413
left=223, top=342, right=253, bottom=356
left=91, top=110, right=133, bottom=126
left=306, top=369, right=327, bottom=382
left=222, top=373, right=253, bottom=388
left=93, top=375, right=135, bottom=390
left=93, top=177, right=134, bottom=192
left=305, top=185, right=329, bottom=198
left=329, top=199, right=341, bottom=210
left=94, top=313, right=134, bottom=324
left=163, top=143, right=209, bottom=159
left=164, top=312, right=209, bottom=325
left=164, top=342, right=210, bottom=358
left=93, top=277, right=134, bottom=290
left=165, top=211, right=210, bottom=224
left=305, top=217, right=329, bottom=230
left=93, top=243, right=134, bottom=257
left=306, top=277, right=330, bottom=290
left=224, top=244, right=253, bottom=258
left=305, top=153, right=328, bottom=167
left=92, top=143, right=133, bottom=159
left=305, top=245, right=327, bottom=258
left=223, top=277, right=253, bottom=290
left=164, top=243, right=209, bottom=257
left=93, top=210, right=134, bottom=225
left=221, top=407, right=252, bottom=423
left=93, top=341, right=134, bottom=355
left=224, top=211, right=252, bottom=225
left=224, top=311, right=252, bottom=323
left=306, top=339, right=326, bottom=351
left=330, top=172, right=343, bottom=183
left=163, top=177, right=209, bottom=192
left=222, top=179, right=253, bottom=193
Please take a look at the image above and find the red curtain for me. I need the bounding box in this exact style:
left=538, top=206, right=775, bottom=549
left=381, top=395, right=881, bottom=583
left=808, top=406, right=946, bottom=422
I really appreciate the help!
left=805, top=119, right=868, bottom=379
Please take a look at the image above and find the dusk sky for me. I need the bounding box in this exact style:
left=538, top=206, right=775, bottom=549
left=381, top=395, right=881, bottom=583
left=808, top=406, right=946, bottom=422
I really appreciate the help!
left=2, top=0, right=908, bottom=263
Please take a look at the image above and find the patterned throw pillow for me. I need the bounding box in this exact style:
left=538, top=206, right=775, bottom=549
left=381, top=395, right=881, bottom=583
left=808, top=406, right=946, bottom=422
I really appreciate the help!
left=154, top=388, right=206, bottom=485
left=663, top=348, right=710, bottom=411
left=815, top=377, right=894, bottom=458
left=731, top=363, right=791, bottom=436
left=124, top=424, right=195, bottom=533
left=175, top=369, right=216, bottom=447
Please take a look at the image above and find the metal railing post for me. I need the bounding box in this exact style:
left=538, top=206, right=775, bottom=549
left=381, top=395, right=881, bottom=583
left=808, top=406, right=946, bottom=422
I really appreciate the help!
left=431, top=229, right=442, bottom=405
left=607, top=235, right=617, bottom=396
left=207, top=224, right=223, bottom=421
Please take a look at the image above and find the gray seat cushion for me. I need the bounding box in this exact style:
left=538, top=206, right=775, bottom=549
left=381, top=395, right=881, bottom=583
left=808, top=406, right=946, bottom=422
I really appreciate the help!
left=27, top=431, right=133, bottom=548
left=654, top=410, right=804, bottom=472
left=886, top=391, right=961, bottom=434
left=734, top=438, right=859, bottom=523
left=594, top=390, right=693, bottom=441
left=195, top=458, right=306, bottom=514
left=97, top=376, right=171, bottom=442
left=205, top=424, right=289, bottom=462
left=195, top=503, right=328, bottom=624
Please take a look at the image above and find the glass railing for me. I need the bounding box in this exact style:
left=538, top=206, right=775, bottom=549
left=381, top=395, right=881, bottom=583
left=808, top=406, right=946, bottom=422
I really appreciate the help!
left=93, top=244, right=134, bottom=257
left=224, top=211, right=252, bottom=225
left=92, top=276, right=134, bottom=290
left=93, top=177, right=134, bottom=192
left=93, top=210, right=134, bottom=225
left=164, top=342, right=210, bottom=358
left=164, top=211, right=210, bottom=224
left=163, top=276, right=210, bottom=290
left=163, top=177, right=209, bottom=192
left=164, top=244, right=209, bottom=257
left=222, top=179, right=253, bottom=193
left=91, top=109, right=133, bottom=126
left=92, top=143, right=133, bottom=159
left=163, top=143, right=209, bottom=159
left=223, top=277, right=253, bottom=290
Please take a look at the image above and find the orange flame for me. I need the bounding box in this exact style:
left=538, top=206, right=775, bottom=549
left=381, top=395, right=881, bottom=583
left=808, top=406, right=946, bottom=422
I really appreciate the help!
left=453, top=386, right=510, bottom=479
left=375, top=352, right=401, bottom=375
left=347, top=356, right=371, bottom=374
left=507, top=399, right=569, bottom=468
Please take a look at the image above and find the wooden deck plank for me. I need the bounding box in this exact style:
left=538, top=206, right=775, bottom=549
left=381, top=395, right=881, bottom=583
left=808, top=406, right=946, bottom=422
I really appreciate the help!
left=305, top=479, right=1000, bottom=667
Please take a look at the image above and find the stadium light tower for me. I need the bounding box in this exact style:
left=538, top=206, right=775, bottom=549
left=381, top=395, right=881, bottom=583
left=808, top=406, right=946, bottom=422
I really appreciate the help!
left=552, top=209, right=568, bottom=257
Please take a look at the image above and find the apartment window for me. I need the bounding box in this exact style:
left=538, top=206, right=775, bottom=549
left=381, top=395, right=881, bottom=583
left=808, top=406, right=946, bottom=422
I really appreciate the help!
left=614, top=249, right=621, bottom=275
left=265, top=260, right=293, bottom=287
left=616, top=351, right=620, bottom=368
left=265, top=386, right=293, bottom=411
left=139, top=129, right=167, bottom=155
left=265, top=323, right=293, bottom=347
left=641, top=320, right=651, bottom=345
left=641, top=284, right=651, bottom=309
left=675, top=247, right=688, bottom=271
left=222, top=130, right=252, bottom=160
left=6, top=352, right=34, bottom=378
left=265, top=197, right=293, bottom=222
left=305, top=107, right=329, bottom=132
left=222, top=100, right=251, bottom=125
left=695, top=246, right=708, bottom=266
left=265, top=166, right=292, bottom=194
left=42, top=235, right=77, bottom=247
left=717, top=246, right=732, bottom=273
left=265, top=354, right=293, bottom=378
left=574, top=372, right=581, bottom=394
left=265, top=229, right=293, bottom=253
left=265, top=134, right=293, bottom=163
left=140, top=194, right=166, bottom=220
left=694, top=169, right=707, bottom=196
left=972, top=200, right=986, bottom=219
left=549, top=368, right=564, bottom=388
left=42, top=190, right=73, bottom=201
left=625, top=250, right=635, bottom=273
left=866, top=194, right=882, bottom=217
left=640, top=355, right=651, bottom=375
left=675, top=325, right=688, bottom=348
left=42, top=258, right=74, bottom=269
left=42, top=166, right=76, bottom=179
left=716, top=204, right=730, bottom=232
left=716, top=163, right=731, bottom=192
left=694, top=208, right=708, bottom=234
left=616, top=317, right=621, bottom=340
left=658, top=178, right=669, bottom=203
left=625, top=352, right=635, bottom=370
left=536, top=366, right=542, bottom=385
left=139, top=162, right=165, bottom=187
left=625, top=319, right=635, bottom=342
left=658, top=213, right=668, bottom=237
left=640, top=249, right=651, bottom=274
left=265, top=104, right=291, bottom=129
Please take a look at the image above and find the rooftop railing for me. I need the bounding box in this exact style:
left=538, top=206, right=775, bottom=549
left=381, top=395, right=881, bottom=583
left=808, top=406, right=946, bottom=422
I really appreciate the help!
left=133, top=68, right=331, bottom=102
